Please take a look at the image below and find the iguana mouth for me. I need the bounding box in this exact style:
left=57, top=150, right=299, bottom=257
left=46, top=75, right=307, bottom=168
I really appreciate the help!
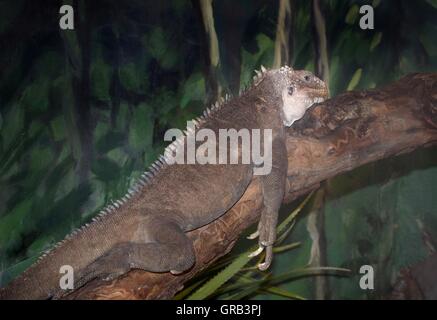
left=309, top=87, right=330, bottom=104
left=317, top=86, right=330, bottom=98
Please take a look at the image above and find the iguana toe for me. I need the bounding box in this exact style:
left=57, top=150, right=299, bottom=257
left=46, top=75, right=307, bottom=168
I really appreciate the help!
left=247, top=230, right=259, bottom=240
left=257, top=246, right=273, bottom=271
left=170, top=269, right=187, bottom=275
left=248, top=245, right=264, bottom=258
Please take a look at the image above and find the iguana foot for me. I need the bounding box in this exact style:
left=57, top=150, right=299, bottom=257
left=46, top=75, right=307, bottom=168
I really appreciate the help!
left=248, top=207, right=278, bottom=270
left=73, top=242, right=133, bottom=289
left=75, top=228, right=195, bottom=288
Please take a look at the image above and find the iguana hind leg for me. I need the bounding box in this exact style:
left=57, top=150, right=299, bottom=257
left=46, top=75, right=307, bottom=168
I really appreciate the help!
left=128, top=215, right=196, bottom=273
left=71, top=216, right=195, bottom=292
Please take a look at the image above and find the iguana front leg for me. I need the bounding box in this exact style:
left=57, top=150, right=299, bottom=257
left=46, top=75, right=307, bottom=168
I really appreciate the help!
left=249, top=136, right=288, bottom=270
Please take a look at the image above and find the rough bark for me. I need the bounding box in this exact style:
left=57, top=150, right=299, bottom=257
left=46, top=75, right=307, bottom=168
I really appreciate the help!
left=65, top=73, right=437, bottom=299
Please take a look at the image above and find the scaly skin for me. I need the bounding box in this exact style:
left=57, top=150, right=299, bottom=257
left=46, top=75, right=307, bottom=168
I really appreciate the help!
left=0, top=66, right=328, bottom=299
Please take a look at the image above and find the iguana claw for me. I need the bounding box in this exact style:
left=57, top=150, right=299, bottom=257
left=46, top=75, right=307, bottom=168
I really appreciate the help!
left=248, top=246, right=264, bottom=258
left=170, top=270, right=185, bottom=275
left=247, top=230, right=259, bottom=240
left=257, top=246, right=273, bottom=271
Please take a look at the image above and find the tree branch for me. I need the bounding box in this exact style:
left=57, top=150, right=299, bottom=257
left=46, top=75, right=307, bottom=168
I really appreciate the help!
left=65, top=73, right=437, bottom=299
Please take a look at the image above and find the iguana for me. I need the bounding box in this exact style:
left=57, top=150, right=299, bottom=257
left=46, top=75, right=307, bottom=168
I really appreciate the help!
left=0, top=66, right=328, bottom=299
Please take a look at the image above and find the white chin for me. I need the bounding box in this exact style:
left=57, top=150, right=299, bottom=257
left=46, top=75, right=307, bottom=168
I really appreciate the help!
left=283, top=119, right=295, bottom=127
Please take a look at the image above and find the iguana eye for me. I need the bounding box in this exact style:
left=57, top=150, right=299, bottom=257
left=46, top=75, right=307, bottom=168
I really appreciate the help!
left=304, top=75, right=311, bottom=82
left=288, top=86, right=294, bottom=95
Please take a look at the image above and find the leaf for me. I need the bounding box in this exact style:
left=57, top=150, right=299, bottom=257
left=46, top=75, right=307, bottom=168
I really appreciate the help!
left=372, top=0, right=381, bottom=7
left=128, top=103, right=154, bottom=152
left=90, top=58, right=111, bottom=101
left=370, top=32, right=382, bottom=52
left=219, top=267, right=350, bottom=294
left=240, top=34, right=274, bottom=87
left=221, top=273, right=270, bottom=300
left=34, top=51, right=63, bottom=78
left=0, top=198, right=33, bottom=248
left=154, top=89, right=178, bottom=121
left=106, top=147, right=129, bottom=167
left=26, top=234, right=54, bottom=257
left=144, top=27, right=178, bottom=70
left=80, top=178, right=106, bottom=221
left=0, top=255, right=38, bottom=287
left=20, top=78, right=51, bottom=113
left=345, top=5, right=359, bottom=25
left=50, top=116, right=66, bottom=142
left=261, top=286, right=305, bottom=300
left=119, top=62, right=147, bottom=93
left=115, top=102, right=130, bottom=131
left=180, top=73, right=205, bottom=109
left=0, top=128, right=44, bottom=178
left=1, top=106, right=24, bottom=148
left=91, top=157, right=121, bottom=182
left=399, top=48, right=419, bottom=74
left=96, top=131, right=126, bottom=154
left=419, top=23, right=437, bottom=56
left=94, top=121, right=111, bottom=145
left=347, top=68, right=362, bottom=91
left=273, top=242, right=301, bottom=254
left=186, top=249, right=253, bottom=300
left=46, top=155, right=76, bottom=198
left=283, top=193, right=313, bottom=230
left=29, top=146, right=54, bottom=172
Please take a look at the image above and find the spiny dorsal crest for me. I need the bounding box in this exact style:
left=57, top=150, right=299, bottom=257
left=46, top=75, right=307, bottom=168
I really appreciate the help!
left=253, top=65, right=294, bottom=86
left=252, top=65, right=267, bottom=85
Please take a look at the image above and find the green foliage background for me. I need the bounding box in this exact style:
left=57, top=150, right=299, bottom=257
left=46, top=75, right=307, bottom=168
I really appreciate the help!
left=0, top=0, right=436, bottom=299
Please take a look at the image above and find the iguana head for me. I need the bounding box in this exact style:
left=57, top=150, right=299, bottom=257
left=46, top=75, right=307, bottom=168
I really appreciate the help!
left=254, top=65, right=329, bottom=126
